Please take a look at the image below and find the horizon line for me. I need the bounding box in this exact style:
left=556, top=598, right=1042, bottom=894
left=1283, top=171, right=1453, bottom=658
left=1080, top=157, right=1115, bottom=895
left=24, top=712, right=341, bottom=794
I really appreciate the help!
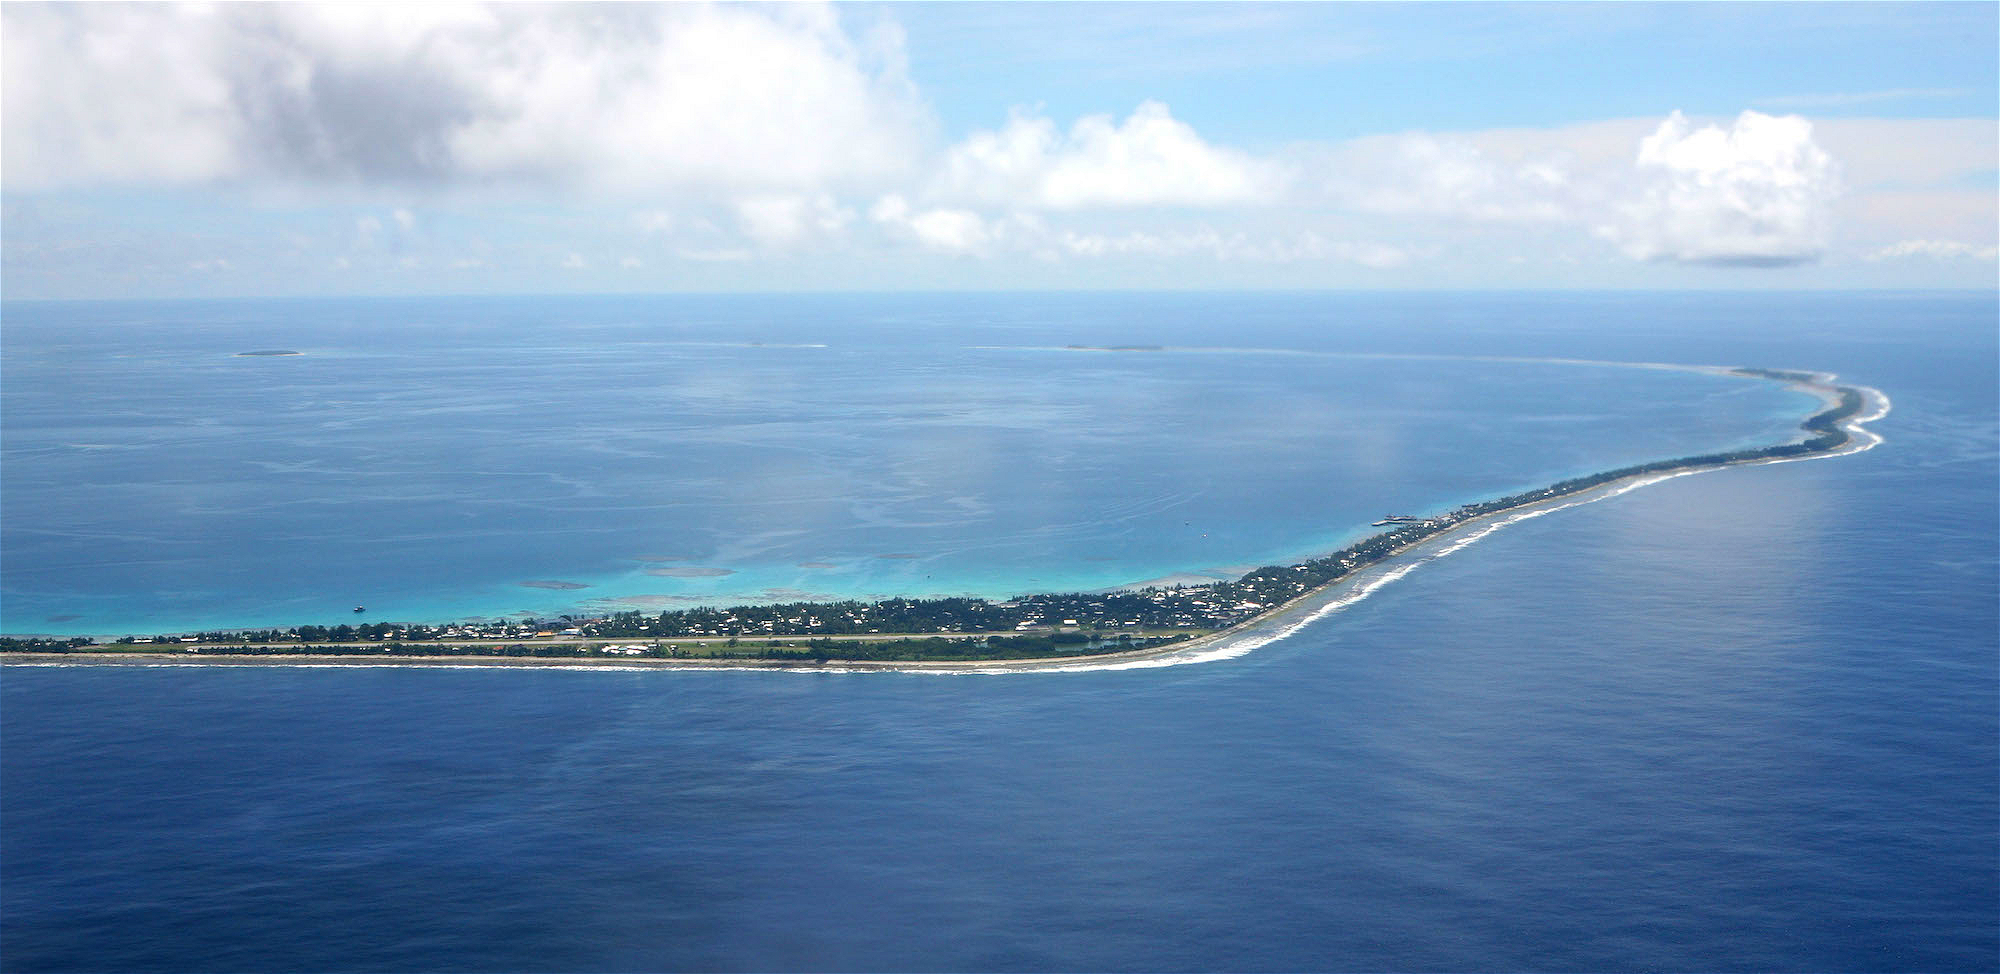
left=5, top=285, right=1994, bottom=305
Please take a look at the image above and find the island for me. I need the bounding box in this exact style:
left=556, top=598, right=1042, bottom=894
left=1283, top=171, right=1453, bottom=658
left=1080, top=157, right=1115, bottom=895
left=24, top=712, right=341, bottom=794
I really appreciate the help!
left=1, top=366, right=1886, bottom=671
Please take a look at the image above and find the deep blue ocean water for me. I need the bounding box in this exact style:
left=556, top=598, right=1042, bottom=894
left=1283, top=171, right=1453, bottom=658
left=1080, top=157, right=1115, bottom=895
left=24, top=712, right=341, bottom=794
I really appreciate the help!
left=3, top=292, right=1819, bottom=636
left=3, top=291, right=1995, bottom=972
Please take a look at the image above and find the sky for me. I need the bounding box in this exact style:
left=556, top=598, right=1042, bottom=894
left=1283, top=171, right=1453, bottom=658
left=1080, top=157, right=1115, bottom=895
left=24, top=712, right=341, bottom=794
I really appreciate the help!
left=3, top=1, right=1995, bottom=299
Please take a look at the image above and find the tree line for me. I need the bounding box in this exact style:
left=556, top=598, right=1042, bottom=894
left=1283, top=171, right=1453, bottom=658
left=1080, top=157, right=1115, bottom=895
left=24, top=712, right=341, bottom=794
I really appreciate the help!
left=4, top=382, right=1866, bottom=660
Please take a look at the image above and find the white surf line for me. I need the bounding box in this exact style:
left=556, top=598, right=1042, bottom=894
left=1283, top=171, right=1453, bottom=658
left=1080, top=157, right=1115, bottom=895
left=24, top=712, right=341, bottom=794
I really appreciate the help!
left=6, top=362, right=1888, bottom=676
left=922, top=470, right=1711, bottom=675
left=892, top=359, right=1892, bottom=676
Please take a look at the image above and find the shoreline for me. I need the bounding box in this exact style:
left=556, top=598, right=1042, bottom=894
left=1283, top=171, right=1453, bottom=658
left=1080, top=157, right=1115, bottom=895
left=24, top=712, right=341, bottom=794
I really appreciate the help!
left=3, top=368, right=1888, bottom=673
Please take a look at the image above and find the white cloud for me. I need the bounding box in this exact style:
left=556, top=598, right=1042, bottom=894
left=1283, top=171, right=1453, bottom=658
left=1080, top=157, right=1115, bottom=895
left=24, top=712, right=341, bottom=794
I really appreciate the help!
left=619, top=256, right=644, bottom=269
left=860, top=100, right=1298, bottom=261
left=1866, top=239, right=1999, bottom=261
left=1313, top=112, right=1843, bottom=266
left=633, top=210, right=676, bottom=235
left=2, top=3, right=927, bottom=195
left=444, top=6, right=924, bottom=194
left=1847, top=189, right=1998, bottom=250
left=1332, top=241, right=1417, bottom=269
left=869, top=194, right=995, bottom=254
left=735, top=194, right=854, bottom=248
left=1812, top=118, right=1995, bottom=189
left=903, top=209, right=991, bottom=254
left=6, top=0, right=1978, bottom=286
left=560, top=253, right=586, bottom=269
left=1320, top=133, right=1586, bottom=223
left=867, top=195, right=912, bottom=224
left=936, top=101, right=1286, bottom=209
left=1057, top=228, right=1412, bottom=266
left=1306, top=114, right=1996, bottom=270
left=2, top=4, right=244, bottom=188
left=1812, top=119, right=1996, bottom=251
left=674, top=247, right=754, bottom=263
left=1596, top=111, right=1839, bottom=265
left=873, top=195, right=1391, bottom=264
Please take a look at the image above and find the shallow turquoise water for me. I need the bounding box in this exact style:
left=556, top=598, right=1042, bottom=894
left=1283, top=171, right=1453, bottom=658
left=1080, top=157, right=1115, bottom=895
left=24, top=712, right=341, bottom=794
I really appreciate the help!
left=2, top=292, right=1993, bottom=972
left=3, top=293, right=1811, bottom=635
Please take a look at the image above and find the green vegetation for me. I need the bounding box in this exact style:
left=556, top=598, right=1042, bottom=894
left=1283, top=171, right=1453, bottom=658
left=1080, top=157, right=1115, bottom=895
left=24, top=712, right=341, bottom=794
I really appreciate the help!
left=1731, top=367, right=1820, bottom=384
left=3, top=377, right=1871, bottom=665
left=4, top=632, right=1189, bottom=664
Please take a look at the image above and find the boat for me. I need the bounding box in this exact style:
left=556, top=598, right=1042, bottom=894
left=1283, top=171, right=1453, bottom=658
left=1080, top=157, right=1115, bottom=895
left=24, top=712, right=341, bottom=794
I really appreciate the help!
left=353, top=606, right=366, bottom=614
left=1371, top=515, right=1420, bottom=526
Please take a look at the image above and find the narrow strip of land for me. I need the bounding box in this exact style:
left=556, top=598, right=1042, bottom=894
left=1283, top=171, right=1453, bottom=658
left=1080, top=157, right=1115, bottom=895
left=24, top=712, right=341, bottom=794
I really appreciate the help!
left=3, top=367, right=1888, bottom=672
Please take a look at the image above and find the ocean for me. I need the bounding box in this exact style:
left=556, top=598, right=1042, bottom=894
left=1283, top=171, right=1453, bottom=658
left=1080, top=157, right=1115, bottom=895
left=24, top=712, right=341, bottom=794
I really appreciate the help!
left=3, top=291, right=1994, bottom=971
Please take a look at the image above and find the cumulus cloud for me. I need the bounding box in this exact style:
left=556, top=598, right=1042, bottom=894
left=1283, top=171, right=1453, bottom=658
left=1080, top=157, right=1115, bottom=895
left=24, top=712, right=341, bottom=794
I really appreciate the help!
left=1322, top=132, right=1586, bottom=223
left=870, top=198, right=1412, bottom=267
left=934, top=101, right=1287, bottom=209
left=2, top=3, right=926, bottom=194
left=901, top=209, right=992, bottom=254
left=1596, top=111, right=1839, bottom=265
left=5, top=1, right=1940, bottom=283
left=735, top=194, right=854, bottom=248
left=869, top=194, right=991, bottom=254
left=1308, top=112, right=1849, bottom=267
left=868, top=194, right=1062, bottom=256
left=2, top=4, right=243, bottom=188
left=858, top=99, right=1300, bottom=261
left=856, top=101, right=1292, bottom=259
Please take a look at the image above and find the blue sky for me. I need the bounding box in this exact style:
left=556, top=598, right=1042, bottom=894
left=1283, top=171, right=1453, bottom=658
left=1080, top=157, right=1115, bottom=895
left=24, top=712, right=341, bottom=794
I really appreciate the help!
left=884, top=3, right=1997, bottom=140
left=4, top=1, right=1994, bottom=299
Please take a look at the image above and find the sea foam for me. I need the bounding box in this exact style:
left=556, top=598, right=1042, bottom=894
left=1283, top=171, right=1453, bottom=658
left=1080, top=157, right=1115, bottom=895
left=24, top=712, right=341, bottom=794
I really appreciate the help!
left=926, top=378, right=1890, bottom=676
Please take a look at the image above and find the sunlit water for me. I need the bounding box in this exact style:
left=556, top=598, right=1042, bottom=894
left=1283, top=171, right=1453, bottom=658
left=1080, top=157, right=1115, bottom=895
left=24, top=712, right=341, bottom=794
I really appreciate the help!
left=3, top=291, right=1993, bottom=972
left=4, top=293, right=1815, bottom=636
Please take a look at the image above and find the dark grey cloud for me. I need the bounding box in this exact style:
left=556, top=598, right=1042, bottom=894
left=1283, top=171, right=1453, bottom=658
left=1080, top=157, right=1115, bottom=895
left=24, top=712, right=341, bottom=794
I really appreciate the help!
left=3, top=3, right=927, bottom=193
